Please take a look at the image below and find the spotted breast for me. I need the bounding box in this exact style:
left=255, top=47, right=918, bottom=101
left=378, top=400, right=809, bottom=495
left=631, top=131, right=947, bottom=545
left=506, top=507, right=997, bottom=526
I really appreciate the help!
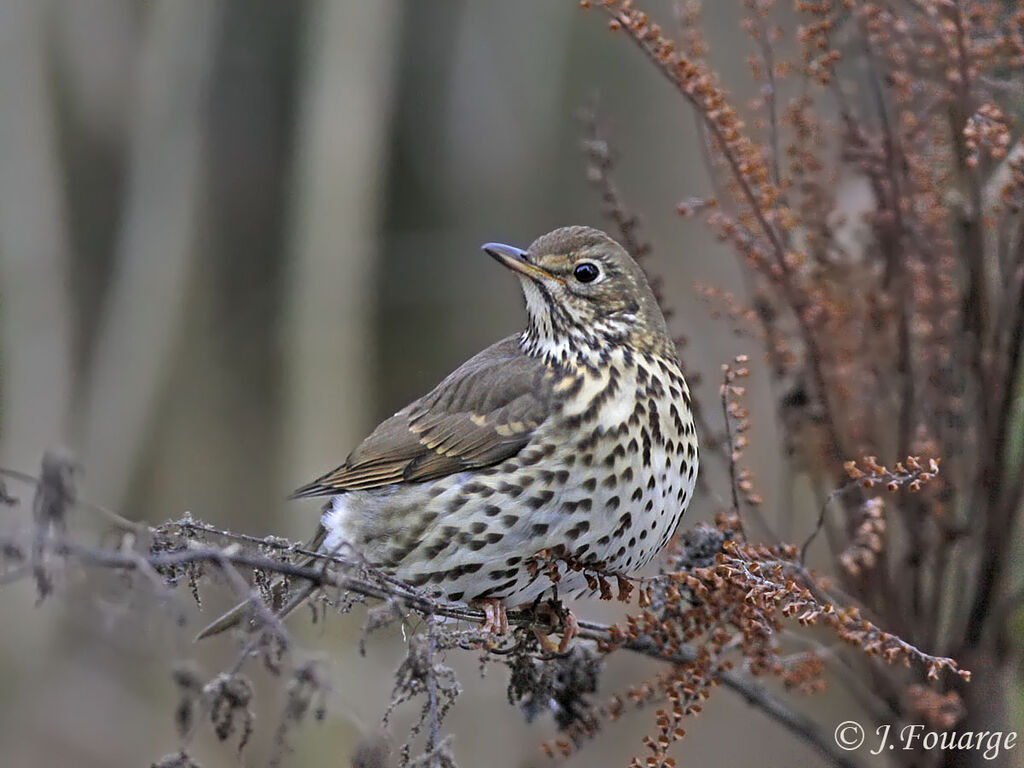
left=310, top=226, right=699, bottom=609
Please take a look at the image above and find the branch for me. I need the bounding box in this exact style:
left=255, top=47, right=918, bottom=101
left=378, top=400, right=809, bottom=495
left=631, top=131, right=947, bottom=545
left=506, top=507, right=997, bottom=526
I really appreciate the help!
left=0, top=520, right=858, bottom=767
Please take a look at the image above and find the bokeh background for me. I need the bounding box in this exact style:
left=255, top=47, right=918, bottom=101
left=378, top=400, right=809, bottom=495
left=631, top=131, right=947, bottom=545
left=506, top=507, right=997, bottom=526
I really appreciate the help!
left=0, top=1, right=977, bottom=767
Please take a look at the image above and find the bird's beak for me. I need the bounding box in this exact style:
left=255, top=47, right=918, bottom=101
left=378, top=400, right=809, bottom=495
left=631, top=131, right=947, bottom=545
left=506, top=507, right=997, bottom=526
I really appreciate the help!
left=483, top=242, right=556, bottom=282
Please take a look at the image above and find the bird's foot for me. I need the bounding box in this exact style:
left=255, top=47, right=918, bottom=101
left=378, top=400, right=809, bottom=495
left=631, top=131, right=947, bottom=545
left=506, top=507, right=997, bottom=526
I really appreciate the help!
left=532, top=600, right=579, bottom=654
left=473, top=598, right=509, bottom=638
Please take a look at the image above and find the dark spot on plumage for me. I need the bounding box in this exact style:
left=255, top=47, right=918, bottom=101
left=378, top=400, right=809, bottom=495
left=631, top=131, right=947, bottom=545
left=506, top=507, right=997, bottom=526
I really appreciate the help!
left=430, top=572, right=446, bottom=584
left=484, top=504, right=501, bottom=517
left=561, top=500, right=580, bottom=513
left=581, top=453, right=594, bottom=467
left=532, top=523, right=549, bottom=535
left=462, top=481, right=484, bottom=495
left=424, top=543, right=446, bottom=558
left=631, top=487, right=643, bottom=502
left=648, top=401, right=662, bottom=441
left=468, top=540, right=487, bottom=551
left=677, top=488, right=687, bottom=501
left=602, top=452, right=616, bottom=468
left=615, top=545, right=626, bottom=557
left=537, top=470, right=554, bottom=484
left=627, top=437, right=639, bottom=453
left=597, top=535, right=610, bottom=546
left=457, top=531, right=472, bottom=544
left=554, top=469, right=570, bottom=484
left=581, top=477, right=597, bottom=492
left=506, top=556, right=522, bottom=566
left=622, top=466, right=634, bottom=482
left=560, top=376, right=584, bottom=399
left=575, top=543, right=590, bottom=555
left=409, top=574, right=430, bottom=586
left=470, top=522, right=487, bottom=534
left=601, top=474, right=617, bottom=489
left=629, top=537, right=636, bottom=547
left=541, top=442, right=557, bottom=457
left=566, top=521, right=590, bottom=539
left=475, top=577, right=517, bottom=599
left=428, top=485, right=446, bottom=498
left=447, top=496, right=467, bottom=513
left=501, top=515, right=518, bottom=528
left=644, top=500, right=654, bottom=512
left=449, top=591, right=464, bottom=601
left=525, top=490, right=554, bottom=509
left=495, top=483, right=520, bottom=501
left=441, top=526, right=458, bottom=539
left=646, top=475, right=656, bottom=490
left=486, top=532, right=503, bottom=543
left=563, top=454, right=576, bottom=468
left=650, top=520, right=658, bottom=530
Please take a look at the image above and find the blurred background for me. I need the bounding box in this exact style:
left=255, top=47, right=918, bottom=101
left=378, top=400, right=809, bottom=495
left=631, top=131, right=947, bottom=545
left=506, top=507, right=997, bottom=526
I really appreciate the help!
left=0, top=1, right=899, bottom=766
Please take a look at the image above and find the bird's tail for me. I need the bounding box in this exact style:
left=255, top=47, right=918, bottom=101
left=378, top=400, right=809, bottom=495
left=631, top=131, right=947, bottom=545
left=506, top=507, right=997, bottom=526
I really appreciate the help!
left=194, top=525, right=326, bottom=642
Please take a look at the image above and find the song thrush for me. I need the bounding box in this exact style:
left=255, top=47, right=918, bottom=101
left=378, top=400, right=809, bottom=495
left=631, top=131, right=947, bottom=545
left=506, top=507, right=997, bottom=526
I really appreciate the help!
left=198, top=226, right=698, bottom=645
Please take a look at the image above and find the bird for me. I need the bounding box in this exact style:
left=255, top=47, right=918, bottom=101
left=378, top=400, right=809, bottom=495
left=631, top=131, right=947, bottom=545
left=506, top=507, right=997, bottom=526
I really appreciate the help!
left=197, top=226, right=698, bottom=648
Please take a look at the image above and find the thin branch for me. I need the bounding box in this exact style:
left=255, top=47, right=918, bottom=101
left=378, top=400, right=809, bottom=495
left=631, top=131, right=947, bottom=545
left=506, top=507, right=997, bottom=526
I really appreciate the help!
left=592, top=632, right=865, bottom=768
left=0, top=525, right=863, bottom=767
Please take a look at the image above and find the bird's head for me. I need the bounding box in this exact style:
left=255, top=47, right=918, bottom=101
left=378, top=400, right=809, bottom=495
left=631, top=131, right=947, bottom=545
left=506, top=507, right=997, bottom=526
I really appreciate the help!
left=484, top=226, right=674, bottom=362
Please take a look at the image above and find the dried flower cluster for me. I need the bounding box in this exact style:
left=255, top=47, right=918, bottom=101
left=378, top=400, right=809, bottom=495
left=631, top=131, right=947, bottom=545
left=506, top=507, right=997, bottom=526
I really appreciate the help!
left=577, top=1, right=1023, bottom=766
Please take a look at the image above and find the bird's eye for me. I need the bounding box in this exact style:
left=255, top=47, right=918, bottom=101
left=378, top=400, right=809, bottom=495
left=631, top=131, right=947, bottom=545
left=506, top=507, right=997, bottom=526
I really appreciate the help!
left=573, top=261, right=601, bottom=284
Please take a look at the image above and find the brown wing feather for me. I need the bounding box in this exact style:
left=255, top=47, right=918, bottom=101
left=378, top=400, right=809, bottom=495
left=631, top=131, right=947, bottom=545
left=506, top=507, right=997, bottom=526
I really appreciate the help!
left=291, top=335, right=554, bottom=498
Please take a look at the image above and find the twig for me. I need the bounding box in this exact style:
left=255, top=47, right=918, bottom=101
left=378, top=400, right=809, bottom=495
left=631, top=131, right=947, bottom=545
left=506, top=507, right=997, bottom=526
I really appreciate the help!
left=582, top=630, right=864, bottom=768
left=720, top=369, right=746, bottom=544
left=0, top=527, right=864, bottom=766
left=799, top=482, right=856, bottom=566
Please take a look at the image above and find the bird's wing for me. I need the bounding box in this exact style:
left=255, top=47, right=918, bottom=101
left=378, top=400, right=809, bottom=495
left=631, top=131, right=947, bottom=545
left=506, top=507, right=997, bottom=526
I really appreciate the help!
left=291, top=336, right=556, bottom=497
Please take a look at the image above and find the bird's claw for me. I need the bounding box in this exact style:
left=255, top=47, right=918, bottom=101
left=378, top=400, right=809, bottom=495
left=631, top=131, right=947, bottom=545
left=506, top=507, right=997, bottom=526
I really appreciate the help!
left=532, top=601, right=579, bottom=654
left=474, top=598, right=509, bottom=639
